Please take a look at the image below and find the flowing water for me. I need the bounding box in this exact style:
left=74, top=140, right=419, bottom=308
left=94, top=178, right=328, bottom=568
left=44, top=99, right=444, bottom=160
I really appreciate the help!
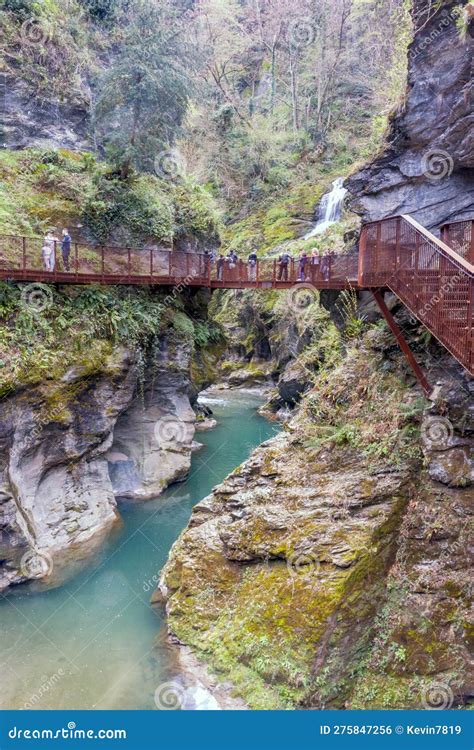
left=304, top=177, right=348, bottom=238
left=0, top=390, right=279, bottom=710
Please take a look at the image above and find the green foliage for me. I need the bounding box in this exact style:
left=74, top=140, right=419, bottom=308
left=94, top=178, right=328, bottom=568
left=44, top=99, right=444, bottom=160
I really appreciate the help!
left=337, top=288, right=367, bottom=339
left=0, top=149, right=222, bottom=249
left=93, top=0, right=194, bottom=173
left=82, top=172, right=174, bottom=244
left=78, top=0, right=121, bottom=21
left=173, top=181, right=222, bottom=241
left=0, top=281, right=216, bottom=391
left=2, top=0, right=93, bottom=100
left=454, top=3, right=474, bottom=40
left=2, top=0, right=37, bottom=18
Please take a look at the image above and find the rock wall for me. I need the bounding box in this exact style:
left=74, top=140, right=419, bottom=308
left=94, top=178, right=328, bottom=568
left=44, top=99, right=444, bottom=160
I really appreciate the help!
left=346, top=0, right=474, bottom=228
left=107, top=339, right=196, bottom=501
left=2, top=74, right=91, bottom=151
left=0, top=347, right=135, bottom=592
left=157, top=329, right=473, bottom=709
left=0, top=338, right=197, bottom=593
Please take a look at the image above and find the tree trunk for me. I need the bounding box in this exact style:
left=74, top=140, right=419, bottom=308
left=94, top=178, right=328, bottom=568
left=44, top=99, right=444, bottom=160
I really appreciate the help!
left=289, top=52, right=299, bottom=132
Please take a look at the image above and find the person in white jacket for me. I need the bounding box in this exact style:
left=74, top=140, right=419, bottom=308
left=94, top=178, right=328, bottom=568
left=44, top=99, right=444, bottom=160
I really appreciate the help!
left=42, top=231, right=58, bottom=271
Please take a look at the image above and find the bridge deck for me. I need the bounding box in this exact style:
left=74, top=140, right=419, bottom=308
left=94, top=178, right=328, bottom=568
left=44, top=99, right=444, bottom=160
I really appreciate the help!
left=0, top=221, right=472, bottom=378
left=0, top=269, right=358, bottom=290
left=0, top=235, right=360, bottom=290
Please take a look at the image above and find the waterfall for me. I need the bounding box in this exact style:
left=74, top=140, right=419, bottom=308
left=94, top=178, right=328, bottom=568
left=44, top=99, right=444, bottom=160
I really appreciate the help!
left=304, top=177, right=348, bottom=238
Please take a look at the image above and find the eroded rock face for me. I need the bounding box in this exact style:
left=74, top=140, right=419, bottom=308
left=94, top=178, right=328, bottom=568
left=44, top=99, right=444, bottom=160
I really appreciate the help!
left=0, top=338, right=198, bottom=591
left=349, top=480, right=473, bottom=709
left=346, top=0, right=474, bottom=228
left=2, top=75, right=91, bottom=151
left=422, top=368, right=474, bottom=487
left=0, top=348, right=136, bottom=592
left=107, top=340, right=196, bottom=501
left=158, top=432, right=414, bottom=709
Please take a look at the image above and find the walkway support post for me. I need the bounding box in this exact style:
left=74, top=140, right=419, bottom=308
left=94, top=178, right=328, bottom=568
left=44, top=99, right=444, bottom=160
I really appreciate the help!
left=372, top=290, right=432, bottom=397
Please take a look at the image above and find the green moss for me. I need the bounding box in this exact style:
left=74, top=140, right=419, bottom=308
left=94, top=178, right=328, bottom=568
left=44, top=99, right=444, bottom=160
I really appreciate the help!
left=0, top=149, right=222, bottom=249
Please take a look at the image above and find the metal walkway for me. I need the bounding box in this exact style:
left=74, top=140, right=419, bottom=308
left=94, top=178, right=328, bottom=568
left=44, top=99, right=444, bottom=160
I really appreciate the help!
left=1, top=215, right=473, bottom=382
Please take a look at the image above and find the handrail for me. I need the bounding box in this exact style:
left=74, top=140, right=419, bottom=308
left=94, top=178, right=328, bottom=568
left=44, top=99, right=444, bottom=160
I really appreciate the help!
left=0, top=234, right=359, bottom=290
left=401, top=215, right=474, bottom=275
left=439, top=219, right=473, bottom=265
left=360, top=214, right=473, bottom=376
left=440, top=218, right=474, bottom=230
left=0, top=233, right=175, bottom=255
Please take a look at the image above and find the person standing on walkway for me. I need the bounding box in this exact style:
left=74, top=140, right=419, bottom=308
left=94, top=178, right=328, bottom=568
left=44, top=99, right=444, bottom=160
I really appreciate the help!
left=311, top=248, right=320, bottom=282
left=216, top=254, right=225, bottom=281
left=61, top=229, right=72, bottom=271
left=42, top=230, right=58, bottom=272
left=248, top=250, right=258, bottom=282
left=298, top=251, right=308, bottom=281
left=277, top=251, right=291, bottom=281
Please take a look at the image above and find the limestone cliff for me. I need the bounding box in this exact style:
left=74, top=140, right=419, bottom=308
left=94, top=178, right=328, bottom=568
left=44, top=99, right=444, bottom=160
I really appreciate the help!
left=0, top=337, right=197, bottom=593
left=107, top=339, right=196, bottom=501
left=346, top=0, right=474, bottom=228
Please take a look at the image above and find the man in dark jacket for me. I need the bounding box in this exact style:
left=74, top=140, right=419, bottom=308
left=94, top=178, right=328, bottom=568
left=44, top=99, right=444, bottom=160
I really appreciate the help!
left=61, top=229, right=72, bottom=271
left=278, top=252, right=291, bottom=281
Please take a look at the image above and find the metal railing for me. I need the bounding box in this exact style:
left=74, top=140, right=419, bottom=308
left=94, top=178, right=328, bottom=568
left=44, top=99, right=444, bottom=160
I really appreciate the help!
left=440, top=219, right=474, bottom=264
left=0, top=235, right=359, bottom=290
left=0, top=224, right=472, bottom=373
left=360, top=215, right=474, bottom=374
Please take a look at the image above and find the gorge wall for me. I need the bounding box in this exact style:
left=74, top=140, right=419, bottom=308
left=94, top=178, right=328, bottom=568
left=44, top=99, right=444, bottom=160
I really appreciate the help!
left=346, top=0, right=474, bottom=229
left=158, top=328, right=473, bottom=709
left=156, top=0, right=474, bottom=710
left=0, top=336, right=197, bottom=593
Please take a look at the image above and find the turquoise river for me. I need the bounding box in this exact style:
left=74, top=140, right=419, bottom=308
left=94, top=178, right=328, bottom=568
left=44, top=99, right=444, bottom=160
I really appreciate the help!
left=0, top=390, right=278, bottom=710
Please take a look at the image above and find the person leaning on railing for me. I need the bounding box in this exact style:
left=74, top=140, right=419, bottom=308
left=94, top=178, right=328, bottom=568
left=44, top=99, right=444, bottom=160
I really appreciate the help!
left=320, top=249, right=332, bottom=281
left=277, top=251, right=292, bottom=281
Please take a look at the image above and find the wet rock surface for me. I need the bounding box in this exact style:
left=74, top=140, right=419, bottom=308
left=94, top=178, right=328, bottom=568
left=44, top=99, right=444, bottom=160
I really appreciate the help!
left=0, top=347, right=135, bottom=592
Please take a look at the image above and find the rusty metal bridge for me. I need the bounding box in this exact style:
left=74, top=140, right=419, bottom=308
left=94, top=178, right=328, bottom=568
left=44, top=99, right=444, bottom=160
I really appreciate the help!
left=1, top=215, right=473, bottom=388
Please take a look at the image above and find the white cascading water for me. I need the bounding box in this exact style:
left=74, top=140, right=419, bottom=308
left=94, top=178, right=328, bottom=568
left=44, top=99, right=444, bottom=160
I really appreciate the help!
left=304, top=177, right=348, bottom=238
